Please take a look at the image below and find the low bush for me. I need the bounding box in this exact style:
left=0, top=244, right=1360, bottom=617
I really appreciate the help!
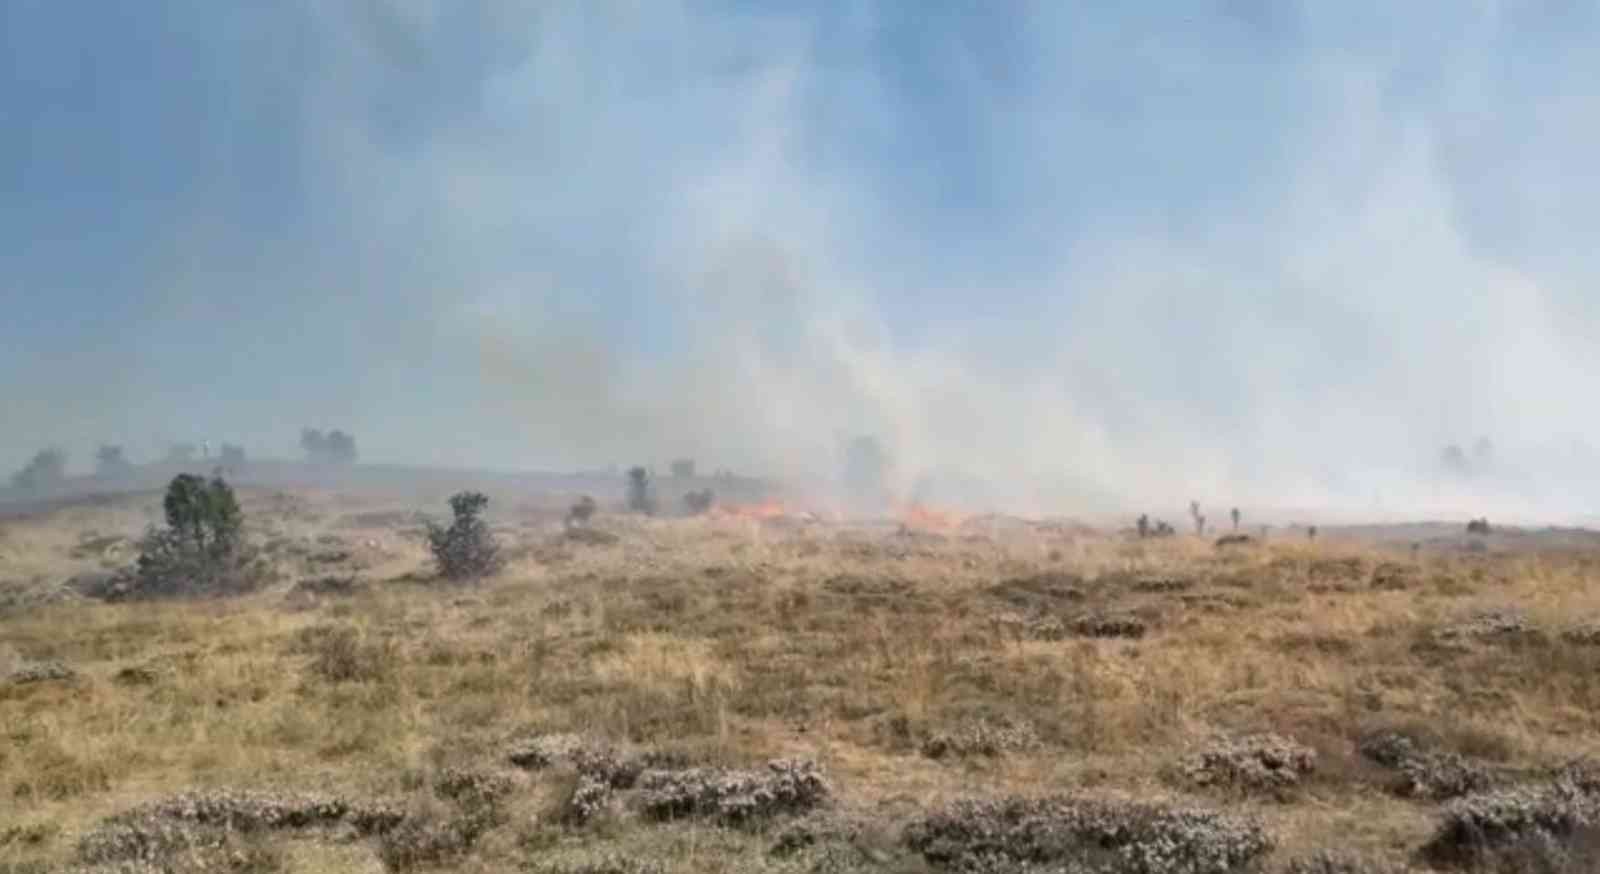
left=425, top=492, right=503, bottom=581
left=637, top=758, right=829, bottom=825
left=904, top=794, right=1272, bottom=874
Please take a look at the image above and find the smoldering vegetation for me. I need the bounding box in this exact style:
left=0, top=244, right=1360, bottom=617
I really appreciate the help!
left=3, top=477, right=1600, bottom=873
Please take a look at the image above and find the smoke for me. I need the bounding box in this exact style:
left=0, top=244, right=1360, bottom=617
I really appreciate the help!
left=4, top=1, right=1600, bottom=521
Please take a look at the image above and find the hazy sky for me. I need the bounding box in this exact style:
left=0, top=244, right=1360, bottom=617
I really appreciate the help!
left=5, top=1, right=1600, bottom=517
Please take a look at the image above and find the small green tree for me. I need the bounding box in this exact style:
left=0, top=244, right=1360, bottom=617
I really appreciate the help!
left=161, top=472, right=243, bottom=555
left=566, top=495, right=597, bottom=528
left=128, top=473, right=259, bottom=599
left=427, top=491, right=503, bottom=581
left=683, top=489, right=715, bottom=515
left=626, top=466, right=656, bottom=515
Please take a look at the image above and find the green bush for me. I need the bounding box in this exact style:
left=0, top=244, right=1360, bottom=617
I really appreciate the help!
left=626, top=467, right=656, bottom=515
left=426, top=492, right=503, bottom=581
left=125, top=473, right=263, bottom=599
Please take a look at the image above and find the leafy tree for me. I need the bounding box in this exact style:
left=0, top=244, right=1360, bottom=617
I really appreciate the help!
left=626, top=466, right=656, bottom=515
left=95, top=445, right=134, bottom=479
left=127, top=473, right=260, bottom=599
left=683, top=489, right=715, bottom=515
left=426, top=491, right=503, bottom=581
left=219, top=444, right=246, bottom=468
left=161, top=472, right=243, bottom=555
left=301, top=428, right=359, bottom=464
left=10, top=448, right=67, bottom=491
left=566, top=495, right=597, bottom=527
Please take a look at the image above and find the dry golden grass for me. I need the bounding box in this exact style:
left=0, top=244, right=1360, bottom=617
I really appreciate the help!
left=3, top=489, right=1600, bottom=871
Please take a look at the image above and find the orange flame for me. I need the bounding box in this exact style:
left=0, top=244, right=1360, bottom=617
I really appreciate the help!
left=713, top=500, right=789, bottom=521
left=900, top=503, right=964, bottom=530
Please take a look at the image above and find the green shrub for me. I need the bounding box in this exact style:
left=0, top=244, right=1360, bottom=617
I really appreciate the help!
left=626, top=467, right=656, bottom=515
left=425, top=492, right=503, bottom=581
left=123, top=473, right=264, bottom=599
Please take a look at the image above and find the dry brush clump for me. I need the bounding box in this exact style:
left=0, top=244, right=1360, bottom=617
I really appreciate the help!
left=636, top=758, right=830, bottom=826
left=1435, top=609, right=1537, bottom=643
left=507, top=732, right=606, bottom=772
left=5, top=658, right=75, bottom=686
left=1070, top=611, right=1149, bottom=639
left=921, top=717, right=1041, bottom=761
left=375, top=801, right=498, bottom=872
left=525, top=855, right=667, bottom=874
left=432, top=767, right=516, bottom=811
left=1421, top=780, right=1600, bottom=870
left=1275, top=850, right=1416, bottom=874
left=300, top=624, right=396, bottom=684
left=1358, top=730, right=1495, bottom=801
left=1561, top=622, right=1600, bottom=647
left=505, top=732, right=689, bottom=825
left=904, top=794, right=1273, bottom=874
left=288, top=574, right=366, bottom=598
left=1177, top=733, right=1317, bottom=798
left=75, top=790, right=404, bottom=869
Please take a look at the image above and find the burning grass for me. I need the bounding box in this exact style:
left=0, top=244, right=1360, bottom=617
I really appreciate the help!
left=3, top=490, right=1600, bottom=871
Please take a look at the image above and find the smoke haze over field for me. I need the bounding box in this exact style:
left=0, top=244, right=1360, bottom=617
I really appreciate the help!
left=5, top=2, right=1600, bottom=520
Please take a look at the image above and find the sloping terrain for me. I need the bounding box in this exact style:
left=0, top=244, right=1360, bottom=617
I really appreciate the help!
left=4, top=489, right=1600, bottom=872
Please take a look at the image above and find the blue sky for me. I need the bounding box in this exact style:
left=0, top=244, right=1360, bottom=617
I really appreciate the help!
left=5, top=1, right=1600, bottom=516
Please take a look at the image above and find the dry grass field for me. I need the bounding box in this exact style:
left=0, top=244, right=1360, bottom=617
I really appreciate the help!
left=4, top=487, right=1600, bottom=873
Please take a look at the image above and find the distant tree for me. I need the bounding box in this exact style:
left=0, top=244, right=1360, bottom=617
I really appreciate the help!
left=1440, top=444, right=1470, bottom=476
left=670, top=458, right=697, bottom=479
left=626, top=466, right=656, bottom=515
left=326, top=430, right=357, bottom=464
left=1466, top=517, right=1492, bottom=536
left=95, top=445, right=134, bottom=479
left=301, top=428, right=358, bottom=465
left=10, top=448, right=67, bottom=492
left=1189, top=501, right=1206, bottom=536
left=566, top=495, right=597, bottom=527
left=1230, top=507, right=1241, bottom=532
left=166, top=443, right=198, bottom=465
left=683, top=489, right=715, bottom=515
left=1307, top=525, right=1318, bottom=542
left=1136, top=514, right=1150, bottom=539
left=426, top=491, right=502, bottom=581
left=219, top=444, right=246, bottom=468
